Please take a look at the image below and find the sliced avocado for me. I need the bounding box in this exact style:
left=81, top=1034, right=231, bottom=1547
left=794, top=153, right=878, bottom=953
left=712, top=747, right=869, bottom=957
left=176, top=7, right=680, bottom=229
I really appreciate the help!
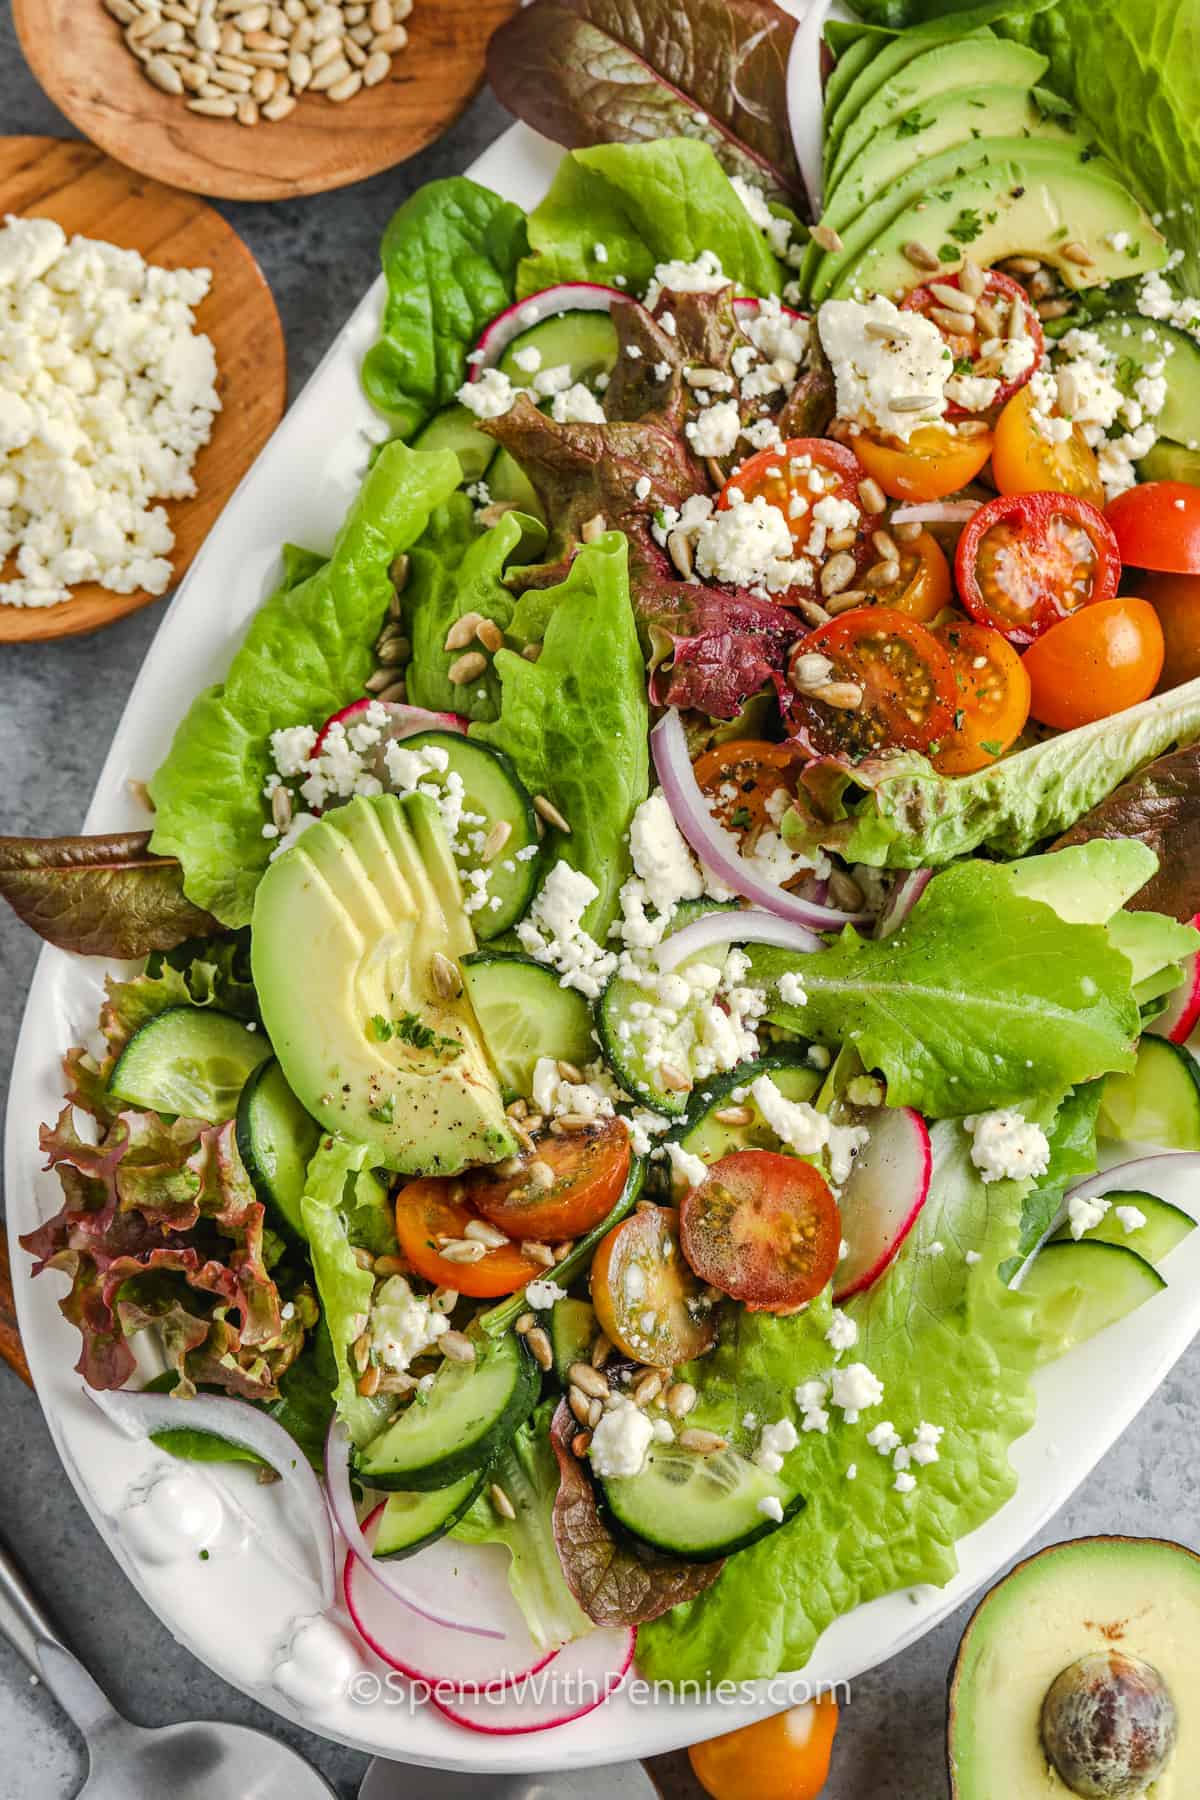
left=1088, top=317, right=1200, bottom=454
left=822, top=32, right=879, bottom=125
left=948, top=1536, right=1200, bottom=1796
left=826, top=38, right=1049, bottom=192
left=833, top=153, right=1167, bottom=303
left=826, top=25, right=996, bottom=165
left=812, top=134, right=1103, bottom=304
left=1107, top=910, right=1200, bottom=988
left=251, top=792, right=517, bottom=1174
left=1005, top=840, right=1158, bottom=924
left=1140, top=438, right=1200, bottom=485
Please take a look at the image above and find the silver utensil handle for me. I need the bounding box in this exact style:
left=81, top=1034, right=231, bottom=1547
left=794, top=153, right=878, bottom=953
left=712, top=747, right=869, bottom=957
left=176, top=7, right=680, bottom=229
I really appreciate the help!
left=0, top=1537, right=117, bottom=1736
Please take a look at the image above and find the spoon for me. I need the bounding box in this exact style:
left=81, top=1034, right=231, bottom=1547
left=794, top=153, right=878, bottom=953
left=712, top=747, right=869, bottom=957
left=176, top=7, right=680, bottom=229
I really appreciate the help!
left=0, top=1535, right=336, bottom=1800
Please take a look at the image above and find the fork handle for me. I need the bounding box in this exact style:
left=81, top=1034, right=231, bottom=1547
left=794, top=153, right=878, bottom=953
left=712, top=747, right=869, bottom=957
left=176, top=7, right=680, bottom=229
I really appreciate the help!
left=0, top=1535, right=119, bottom=1737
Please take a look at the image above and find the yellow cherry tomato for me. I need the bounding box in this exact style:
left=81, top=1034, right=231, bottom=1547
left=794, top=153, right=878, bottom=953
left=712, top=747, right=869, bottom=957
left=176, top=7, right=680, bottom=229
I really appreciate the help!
left=688, top=1697, right=840, bottom=1800
left=852, top=423, right=993, bottom=502
left=862, top=528, right=952, bottom=621
left=991, top=383, right=1104, bottom=506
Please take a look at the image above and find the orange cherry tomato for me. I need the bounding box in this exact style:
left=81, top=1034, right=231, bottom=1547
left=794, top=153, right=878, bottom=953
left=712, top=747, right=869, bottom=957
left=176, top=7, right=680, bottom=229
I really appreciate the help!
left=1141, top=571, right=1200, bottom=688
left=900, top=270, right=1043, bottom=415
left=1106, top=481, right=1200, bottom=574
left=693, top=739, right=801, bottom=839
left=590, top=1205, right=717, bottom=1365
left=991, top=383, right=1105, bottom=506
left=852, top=422, right=993, bottom=502
left=1022, top=597, right=1165, bottom=729
left=785, top=607, right=957, bottom=759
left=393, top=1179, right=544, bottom=1298
left=931, top=616, right=1031, bottom=775
left=689, top=1697, right=840, bottom=1800
left=680, top=1151, right=842, bottom=1315
left=859, top=527, right=951, bottom=622
left=955, top=491, right=1121, bottom=646
left=465, top=1118, right=631, bottom=1242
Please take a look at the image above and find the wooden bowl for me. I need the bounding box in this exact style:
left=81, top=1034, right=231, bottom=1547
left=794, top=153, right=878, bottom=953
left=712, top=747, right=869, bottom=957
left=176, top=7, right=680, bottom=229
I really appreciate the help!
left=14, top=0, right=519, bottom=202
left=0, top=137, right=286, bottom=644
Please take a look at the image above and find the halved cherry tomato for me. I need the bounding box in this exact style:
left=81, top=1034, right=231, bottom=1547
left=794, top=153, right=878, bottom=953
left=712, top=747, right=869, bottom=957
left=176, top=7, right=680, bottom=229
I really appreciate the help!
left=955, top=491, right=1121, bottom=646
left=852, top=421, right=993, bottom=503
left=590, top=1204, right=717, bottom=1365
left=693, top=739, right=800, bottom=838
left=719, top=438, right=865, bottom=567
left=785, top=607, right=957, bottom=759
left=991, top=383, right=1104, bottom=506
left=1106, top=481, right=1200, bottom=574
left=680, top=1151, right=841, bottom=1315
left=931, top=616, right=1031, bottom=775
left=393, top=1179, right=543, bottom=1298
left=857, top=527, right=951, bottom=621
left=465, top=1118, right=630, bottom=1242
left=1022, top=597, right=1165, bottom=729
left=1141, top=571, right=1200, bottom=689
left=689, top=1696, right=840, bottom=1800
left=901, top=270, right=1043, bottom=415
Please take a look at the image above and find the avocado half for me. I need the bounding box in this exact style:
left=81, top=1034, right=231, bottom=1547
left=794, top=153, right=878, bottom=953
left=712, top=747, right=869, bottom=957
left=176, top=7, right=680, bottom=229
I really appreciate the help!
left=948, top=1537, right=1200, bottom=1797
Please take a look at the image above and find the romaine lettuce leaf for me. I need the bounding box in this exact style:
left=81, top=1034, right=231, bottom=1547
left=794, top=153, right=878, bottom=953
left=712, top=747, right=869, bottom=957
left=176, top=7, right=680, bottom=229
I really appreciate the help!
left=299, top=1137, right=393, bottom=1449
left=784, top=676, right=1200, bottom=868
left=471, top=533, right=649, bottom=938
left=999, top=1081, right=1102, bottom=1284
left=751, top=852, right=1140, bottom=1117
left=361, top=177, right=528, bottom=436
left=149, top=444, right=461, bottom=928
left=518, top=139, right=785, bottom=301
left=638, top=1116, right=1044, bottom=1681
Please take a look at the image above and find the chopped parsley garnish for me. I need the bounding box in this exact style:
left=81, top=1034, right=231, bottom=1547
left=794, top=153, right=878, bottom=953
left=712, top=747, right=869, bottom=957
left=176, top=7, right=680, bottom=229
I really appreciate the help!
left=953, top=356, right=975, bottom=377
left=369, top=1096, right=396, bottom=1124
left=980, top=739, right=1005, bottom=756
left=937, top=245, right=961, bottom=265
left=954, top=709, right=966, bottom=730
left=896, top=111, right=930, bottom=138
left=729, top=806, right=754, bottom=830
left=371, top=1014, right=394, bottom=1041
left=395, top=1011, right=462, bottom=1060
left=947, top=209, right=984, bottom=245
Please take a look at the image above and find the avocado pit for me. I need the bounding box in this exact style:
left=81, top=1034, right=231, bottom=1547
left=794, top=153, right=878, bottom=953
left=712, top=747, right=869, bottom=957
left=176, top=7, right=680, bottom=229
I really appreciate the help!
left=1039, top=1651, right=1177, bottom=1797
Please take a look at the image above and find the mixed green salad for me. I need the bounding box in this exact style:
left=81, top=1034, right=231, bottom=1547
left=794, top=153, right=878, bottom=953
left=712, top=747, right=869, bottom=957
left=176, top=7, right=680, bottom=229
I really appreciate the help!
left=10, top=0, right=1200, bottom=1732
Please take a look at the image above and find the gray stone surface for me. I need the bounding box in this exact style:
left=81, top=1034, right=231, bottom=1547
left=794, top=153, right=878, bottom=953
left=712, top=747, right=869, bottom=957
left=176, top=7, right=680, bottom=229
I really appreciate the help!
left=0, top=7, right=1198, bottom=1795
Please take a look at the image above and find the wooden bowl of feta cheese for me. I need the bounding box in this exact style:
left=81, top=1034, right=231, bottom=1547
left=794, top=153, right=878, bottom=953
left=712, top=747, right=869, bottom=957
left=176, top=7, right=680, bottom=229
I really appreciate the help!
left=0, top=137, right=285, bottom=643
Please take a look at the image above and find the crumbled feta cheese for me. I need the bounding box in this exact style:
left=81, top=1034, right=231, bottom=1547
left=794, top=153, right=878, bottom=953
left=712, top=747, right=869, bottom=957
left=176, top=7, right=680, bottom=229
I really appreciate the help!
left=945, top=373, right=999, bottom=412
left=370, top=1276, right=448, bottom=1372
left=516, top=861, right=618, bottom=999
left=458, top=367, right=520, bottom=419
left=825, top=1310, right=858, bottom=1354
left=755, top=1417, right=799, bottom=1473
left=530, top=1056, right=615, bottom=1125
left=845, top=1463, right=857, bottom=1481
left=0, top=217, right=220, bottom=607
left=634, top=475, right=652, bottom=501
left=965, top=1250, right=982, bottom=1266
left=665, top=1141, right=709, bottom=1194
left=512, top=344, right=542, bottom=373
left=750, top=1075, right=868, bottom=1185
left=964, top=1110, right=1050, bottom=1184
left=270, top=725, right=317, bottom=778
left=777, top=970, right=807, bottom=1007
left=525, top=1278, right=568, bottom=1311
left=593, top=242, right=609, bottom=265
left=551, top=381, right=607, bottom=424
left=830, top=1362, right=884, bottom=1418
left=817, top=295, right=951, bottom=441
left=686, top=399, right=742, bottom=458
left=867, top=1421, right=902, bottom=1455
left=894, top=1471, right=917, bottom=1495
left=1115, top=1204, right=1148, bottom=1235
left=757, top=1494, right=785, bottom=1523
left=629, top=790, right=705, bottom=918
left=1067, top=1193, right=1111, bottom=1240
left=742, top=295, right=810, bottom=368
left=693, top=493, right=813, bottom=596
left=644, top=250, right=728, bottom=311
left=589, top=1398, right=655, bottom=1479
left=908, top=1421, right=944, bottom=1467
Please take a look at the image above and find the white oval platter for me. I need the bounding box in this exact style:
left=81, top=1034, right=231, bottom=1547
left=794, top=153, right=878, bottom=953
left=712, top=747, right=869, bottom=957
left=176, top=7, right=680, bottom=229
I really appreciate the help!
left=7, top=100, right=1200, bottom=1779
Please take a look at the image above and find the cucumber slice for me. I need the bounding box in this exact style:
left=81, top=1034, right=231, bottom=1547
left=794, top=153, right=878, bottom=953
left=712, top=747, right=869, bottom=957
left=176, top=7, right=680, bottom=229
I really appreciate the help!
left=1054, top=1190, right=1197, bottom=1264
left=373, top=1469, right=486, bottom=1559
left=107, top=1007, right=271, bottom=1123
left=1099, top=1036, right=1200, bottom=1149
left=601, top=1440, right=803, bottom=1561
left=1023, top=1239, right=1167, bottom=1365
left=235, top=1058, right=319, bottom=1240
left=550, top=1296, right=597, bottom=1387
left=674, top=1054, right=823, bottom=1167
left=496, top=311, right=619, bottom=388
left=596, top=902, right=743, bottom=1118
left=354, top=1328, right=538, bottom=1491
left=460, top=951, right=593, bottom=1103
left=410, top=404, right=497, bottom=486
left=400, top=730, right=540, bottom=940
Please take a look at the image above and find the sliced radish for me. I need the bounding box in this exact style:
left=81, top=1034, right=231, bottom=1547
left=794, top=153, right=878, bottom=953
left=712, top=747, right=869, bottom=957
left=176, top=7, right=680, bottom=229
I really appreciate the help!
left=469, top=285, right=635, bottom=380
left=344, top=1506, right=557, bottom=1691
left=430, top=1626, right=635, bottom=1736
left=313, top=698, right=465, bottom=759
left=834, top=1106, right=932, bottom=1302
left=732, top=297, right=810, bottom=328
left=1147, top=912, right=1200, bottom=1045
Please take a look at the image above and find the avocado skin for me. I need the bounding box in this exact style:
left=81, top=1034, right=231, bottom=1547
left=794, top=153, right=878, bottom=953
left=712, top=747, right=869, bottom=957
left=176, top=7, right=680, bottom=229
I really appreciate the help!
left=947, top=1536, right=1200, bottom=1796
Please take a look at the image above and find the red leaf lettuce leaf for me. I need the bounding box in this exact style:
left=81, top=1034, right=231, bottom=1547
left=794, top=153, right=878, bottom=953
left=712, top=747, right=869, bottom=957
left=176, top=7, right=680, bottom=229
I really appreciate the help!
left=1053, top=742, right=1200, bottom=922
left=548, top=1401, right=724, bottom=1625
left=0, top=831, right=222, bottom=960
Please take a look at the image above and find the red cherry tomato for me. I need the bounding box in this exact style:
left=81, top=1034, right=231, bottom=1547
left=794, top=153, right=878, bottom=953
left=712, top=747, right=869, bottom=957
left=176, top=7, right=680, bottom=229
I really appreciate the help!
left=785, top=606, right=957, bottom=759
left=719, top=439, right=866, bottom=594
left=1106, top=481, right=1200, bottom=574
left=901, top=270, right=1043, bottom=414
left=693, top=740, right=802, bottom=842
left=1022, top=597, right=1165, bottom=729
left=393, top=1180, right=545, bottom=1298
left=955, top=491, right=1121, bottom=646
left=465, top=1118, right=631, bottom=1241
left=680, top=1150, right=842, bottom=1314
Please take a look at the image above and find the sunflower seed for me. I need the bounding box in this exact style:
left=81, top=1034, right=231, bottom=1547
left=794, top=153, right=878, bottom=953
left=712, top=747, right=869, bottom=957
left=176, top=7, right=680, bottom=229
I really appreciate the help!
left=146, top=53, right=186, bottom=91
left=187, top=93, right=238, bottom=112
left=373, top=1254, right=407, bottom=1277
left=481, top=819, right=512, bottom=863
left=430, top=1287, right=458, bottom=1315
left=658, top=1064, right=692, bottom=1093
left=903, top=239, right=940, bottom=272
left=591, top=1334, right=612, bottom=1369
left=357, top=1364, right=381, bottom=1397
left=370, top=0, right=393, bottom=24
left=890, top=394, right=939, bottom=414
left=930, top=281, right=975, bottom=315
left=464, top=1218, right=510, bottom=1250
left=374, top=680, right=406, bottom=705
left=931, top=306, right=974, bottom=334
left=828, top=868, right=865, bottom=910
left=448, top=650, right=487, bottom=685
left=568, top=1385, right=594, bottom=1427
left=309, top=51, right=350, bottom=86
left=527, top=1160, right=556, bottom=1192
left=794, top=594, right=832, bottom=628
left=377, top=1371, right=416, bottom=1395
left=893, top=521, right=923, bottom=544
left=958, top=257, right=987, bottom=298
left=251, top=64, right=276, bottom=99
left=522, top=643, right=543, bottom=663
left=812, top=680, right=864, bottom=711
left=956, top=418, right=991, bottom=439
left=533, top=794, right=571, bottom=834
left=524, top=1242, right=557, bottom=1269
left=570, top=1362, right=610, bottom=1400
left=666, top=1382, right=697, bottom=1418
left=678, top=1428, right=727, bottom=1455
left=1005, top=300, right=1028, bottom=340
left=865, top=559, right=901, bottom=591
left=791, top=650, right=835, bottom=690
left=489, top=1483, right=516, bottom=1521
left=261, top=92, right=296, bottom=119
left=287, top=47, right=312, bottom=84
left=857, top=476, right=887, bottom=515
left=476, top=618, right=504, bottom=653
left=820, top=551, right=858, bottom=597
left=633, top=1370, right=663, bottom=1406
left=1061, top=241, right=1095, bottom=266
left=825, top=588, right=868, bottom=615
left=327, top=69, right=363, bottom=100
left=371, top=24, right=408, bottom=51
left=515, top=1312, right=536, bottom=1336
left=1028, top=269, right=1056, bottom=301
left=440, top=1331, right=476, bottom=1363
left=1003, top=255, right=1042, bottom=275
left=374, top=630, right=409, bottom=666
left=444, top=610, right=484, bottom=651
left=667, top=528, right=694, bottom=579
left=974, top=299, right=1002, bottom=338
left=827, top=526, right=859, bottom=553
left=810, top=223, right=843, bottom=253
left=362, top=48, right=390, bottom=84
left=105, top=0, right=140, bottom=21
left=864, top=319, right=912, bottom=343
left=353, top=1331, right=372, bottom=1373
left=271, top=784, right=293, bottom=830
left=1037, top=298, right=1073, bottom=321
left=429, top=951, right=461, bottom=999
left=713, top=1104, right=754, bottom=1127
left=439, top=1240, right=488, bottom=1265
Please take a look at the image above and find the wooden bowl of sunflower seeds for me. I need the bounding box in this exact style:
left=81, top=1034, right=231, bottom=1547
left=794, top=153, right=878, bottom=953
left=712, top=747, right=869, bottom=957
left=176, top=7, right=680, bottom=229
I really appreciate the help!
left=14, top=0, right=519, bottom=201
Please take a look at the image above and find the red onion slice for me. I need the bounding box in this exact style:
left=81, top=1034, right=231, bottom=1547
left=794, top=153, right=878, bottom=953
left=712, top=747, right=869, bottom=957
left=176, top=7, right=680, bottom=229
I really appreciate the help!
left=325, top=1419, right=504, bottom=1640
left=890, top=501, right=982, bottom=526
left=88, top=1385, right=335, bottom=1607
left=650, top=710, right=870, bottom=930
left=786, top=0, right=837, bottom=218
left=1009, top=1152, right=1200, bottom=1289
left=469, top=284, right=635, bottom=379
left=654, top=906, right=822, bottom=971
left=877, top=869, right=932, bottom=938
